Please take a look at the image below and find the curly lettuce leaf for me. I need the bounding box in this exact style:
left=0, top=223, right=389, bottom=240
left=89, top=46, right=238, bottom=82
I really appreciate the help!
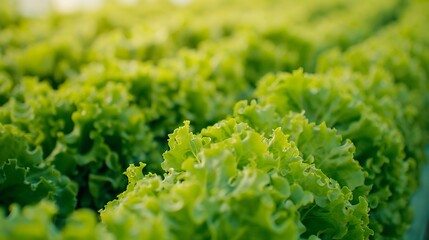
left=254, top=70, right=413, bottom=238
left=101, top=120, right=371, bottom=239
left=0, top=78, right=160, bottom=210
left=317, top=0, right=429, bottom=146
left=0, top=200, right=112, bottom=240
left=0, top=124, right=77, bottom=217
left=234, top=101, right=365, bottom=194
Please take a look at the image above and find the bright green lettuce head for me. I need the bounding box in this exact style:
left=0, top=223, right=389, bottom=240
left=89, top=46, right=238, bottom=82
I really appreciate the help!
left=254, top=70, right=415, bottom=238
left=0, top=78, right=160, bottom=210
left=101, top=120, right=371, bottom=239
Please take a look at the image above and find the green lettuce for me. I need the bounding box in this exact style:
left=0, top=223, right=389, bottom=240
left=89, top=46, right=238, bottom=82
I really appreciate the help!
left=254, top=70, right=415, bottom=238
left=234, top=101, right=366, bottom=196
left=0, top=124, right=77, bottom=217
left=0, top=78, right=160, bottom=210
left=317, top=0, right=429, bottom=144
left=0, top=200, right=112, bottom=240
left=101, top=120, right=371, bottom=239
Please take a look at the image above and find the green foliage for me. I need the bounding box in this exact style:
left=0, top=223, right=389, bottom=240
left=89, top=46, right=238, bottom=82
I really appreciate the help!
left=0, top=72, right=13, bottom=106
left=0, top=78, right=160, bottom=210
left=253, top=70, right=417, bottom=238
left=101, top=120, right=371, bottom=239
left=0, top=124, right=77, bottom=217
left=234, top=101, right=365, bottom=195
left=0, top=201, right=112, bottom=240
left=0, top=0, right=427, bottom=239
left=317, top=0, right=429, bottom=144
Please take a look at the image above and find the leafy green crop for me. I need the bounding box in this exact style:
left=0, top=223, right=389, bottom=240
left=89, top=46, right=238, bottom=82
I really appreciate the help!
left=0, top=124, right=77, bottom=218
left=101, top=120, right=371, bottom=239
left=0, top=78, right=160, bottom=210
left=0, top=200, right=112, bottom=240
left=0, top=0, right=428, bottom=239
left=253, top=70, right=416, bottom=238
left=234, top=102, right=365, bottom=194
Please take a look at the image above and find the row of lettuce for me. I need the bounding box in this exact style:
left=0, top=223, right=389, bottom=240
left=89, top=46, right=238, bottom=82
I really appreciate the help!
left=0, top=0, right=406, bottom=211
left=0, top=0, right=428, bottom=239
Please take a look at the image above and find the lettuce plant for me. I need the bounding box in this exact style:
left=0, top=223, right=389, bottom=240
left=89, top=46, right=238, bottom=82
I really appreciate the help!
left=0, top=124, right=77, bottom=217
left=101, top=120, right=371, bottom=239
left=253, top=70, right=416, bottom=238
